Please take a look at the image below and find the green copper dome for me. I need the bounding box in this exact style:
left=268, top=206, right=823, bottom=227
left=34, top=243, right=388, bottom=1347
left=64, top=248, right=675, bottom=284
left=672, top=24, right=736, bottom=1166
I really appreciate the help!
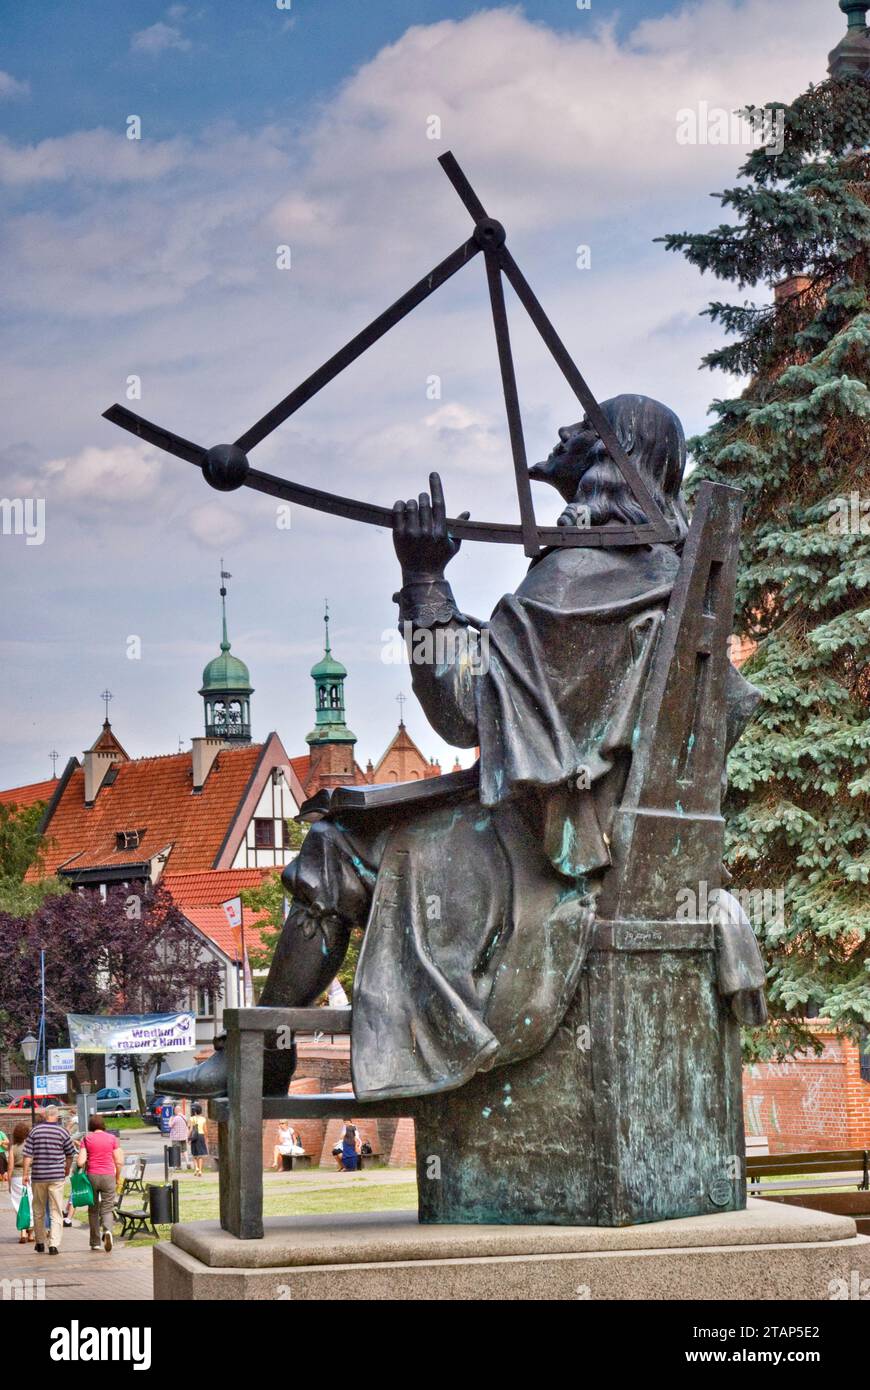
left=310, top=649, right=347, bottom=680
left=201, top=642, right=253, bottom=694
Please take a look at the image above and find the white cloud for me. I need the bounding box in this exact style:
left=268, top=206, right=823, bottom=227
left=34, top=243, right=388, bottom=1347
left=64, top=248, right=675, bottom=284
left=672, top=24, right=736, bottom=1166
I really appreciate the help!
left=0, top=129, right=184, bottom=185
left=0, top=70, right=29, bottom=100
left=11, top=444, right=164, bottom=510
left=131, top=22, right=192, bottom=56
left=185, top=502, right=248, bottom=548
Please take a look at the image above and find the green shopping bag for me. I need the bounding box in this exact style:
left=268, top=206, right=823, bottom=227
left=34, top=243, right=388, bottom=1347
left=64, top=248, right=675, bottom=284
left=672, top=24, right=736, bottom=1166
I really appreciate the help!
left=70, top=1169, right=94, bottom=1208
left=16, top=1186, right=31, bottom=1231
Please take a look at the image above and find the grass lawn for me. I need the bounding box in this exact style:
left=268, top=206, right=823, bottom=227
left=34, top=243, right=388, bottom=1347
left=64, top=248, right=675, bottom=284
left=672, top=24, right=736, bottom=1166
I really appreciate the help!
left=101, top=1116, right=153, bottom=1132
left=77, top=1169, right=419, bottom=1246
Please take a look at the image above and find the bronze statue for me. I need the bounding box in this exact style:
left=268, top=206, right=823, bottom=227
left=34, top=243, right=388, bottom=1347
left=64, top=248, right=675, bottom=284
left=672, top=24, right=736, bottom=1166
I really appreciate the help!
left=110, top=154, right=766, bottom=1226
left=160, top=394, right=765, bottom=1110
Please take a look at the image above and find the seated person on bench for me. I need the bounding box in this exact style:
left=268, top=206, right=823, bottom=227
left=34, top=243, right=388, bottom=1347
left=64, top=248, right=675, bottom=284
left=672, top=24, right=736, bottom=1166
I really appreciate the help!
left=271, top=1122, right=304, bottom=1169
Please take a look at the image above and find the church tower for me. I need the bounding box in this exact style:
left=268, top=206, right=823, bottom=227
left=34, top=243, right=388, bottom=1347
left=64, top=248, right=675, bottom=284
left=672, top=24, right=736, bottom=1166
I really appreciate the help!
left=304, top=603, right=358, bottom=788
left=199, top=568, right=253, bottom=743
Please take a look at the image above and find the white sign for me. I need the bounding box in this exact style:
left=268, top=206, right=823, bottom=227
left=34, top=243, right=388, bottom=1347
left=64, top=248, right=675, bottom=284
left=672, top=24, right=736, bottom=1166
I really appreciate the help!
left=49, top=1048, right=75, bottom=1073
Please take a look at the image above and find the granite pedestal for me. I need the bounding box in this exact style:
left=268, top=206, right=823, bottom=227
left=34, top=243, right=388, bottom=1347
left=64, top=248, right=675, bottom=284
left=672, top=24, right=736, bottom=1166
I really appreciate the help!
left=153, top=1199, right=870, bottom=1300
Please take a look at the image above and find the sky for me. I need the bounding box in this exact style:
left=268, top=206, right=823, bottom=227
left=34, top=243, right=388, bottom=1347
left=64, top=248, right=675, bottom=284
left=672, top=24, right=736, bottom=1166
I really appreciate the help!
left=0, top=0, right=847, bottom=789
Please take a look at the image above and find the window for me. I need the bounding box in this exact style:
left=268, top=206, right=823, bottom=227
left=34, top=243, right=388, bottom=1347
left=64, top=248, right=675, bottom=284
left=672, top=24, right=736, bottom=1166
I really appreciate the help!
left=330, top=686, right=341, bottom=709
left=860, top=1030, right=870, bottom=1085
left=254, top=819, right=275, bottom=849
left=115, top=829, right=143, bottom=851
left=196, top=989, right=214, bottom=1018
left=318, top=687, right=328, bottom=709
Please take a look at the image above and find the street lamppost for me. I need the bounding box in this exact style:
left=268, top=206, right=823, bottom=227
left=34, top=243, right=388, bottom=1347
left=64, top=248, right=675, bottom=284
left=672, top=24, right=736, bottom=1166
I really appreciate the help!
left=19, top=1032, right=38, bottom=1130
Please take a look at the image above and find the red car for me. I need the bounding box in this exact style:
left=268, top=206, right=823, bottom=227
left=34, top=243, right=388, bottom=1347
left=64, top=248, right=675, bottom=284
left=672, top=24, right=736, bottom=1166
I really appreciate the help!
left=5, top=1094, right=65, bottom=1109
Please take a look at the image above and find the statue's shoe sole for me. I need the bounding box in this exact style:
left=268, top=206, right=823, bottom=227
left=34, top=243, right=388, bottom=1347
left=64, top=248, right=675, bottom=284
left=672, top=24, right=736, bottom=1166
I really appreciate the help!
left=158, top=1052, right=228, bottom=1098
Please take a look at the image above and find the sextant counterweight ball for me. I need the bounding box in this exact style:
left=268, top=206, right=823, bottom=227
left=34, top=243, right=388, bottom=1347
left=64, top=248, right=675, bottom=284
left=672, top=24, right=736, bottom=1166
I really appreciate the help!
left=202, top=443, right=250, bottom=491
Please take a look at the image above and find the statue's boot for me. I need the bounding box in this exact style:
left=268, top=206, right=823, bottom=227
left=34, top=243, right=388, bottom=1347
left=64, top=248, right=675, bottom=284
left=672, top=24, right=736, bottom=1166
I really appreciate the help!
left=157, top=904, right=352, bottom=1098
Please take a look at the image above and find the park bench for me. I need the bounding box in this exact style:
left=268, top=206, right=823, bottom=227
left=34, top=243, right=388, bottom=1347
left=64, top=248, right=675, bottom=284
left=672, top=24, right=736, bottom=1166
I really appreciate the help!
left=747, top=1149, right=870, bottom=1234
left=122, top=1155, right=147, bottom=1194
left=113, top=1178, right=156, bottom=1240
left=279, top=1152, right=312, bottom=1171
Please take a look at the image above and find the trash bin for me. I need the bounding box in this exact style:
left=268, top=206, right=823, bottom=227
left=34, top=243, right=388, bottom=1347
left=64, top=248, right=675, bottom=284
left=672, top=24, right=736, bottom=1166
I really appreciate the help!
left=149, top=1183, right=176, bottom=1226
left=166, top=1142, right=182, bottom=1170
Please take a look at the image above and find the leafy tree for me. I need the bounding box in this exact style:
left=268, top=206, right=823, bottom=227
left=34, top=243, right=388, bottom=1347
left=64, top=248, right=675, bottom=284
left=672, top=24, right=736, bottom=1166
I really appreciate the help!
left=660, top=77, right=870, bottom=1057
left=242, top=818, right=360, bottom=999
left=0, top=883, right=221, bottom=1107
left=0, top=800, right=64, bottom=915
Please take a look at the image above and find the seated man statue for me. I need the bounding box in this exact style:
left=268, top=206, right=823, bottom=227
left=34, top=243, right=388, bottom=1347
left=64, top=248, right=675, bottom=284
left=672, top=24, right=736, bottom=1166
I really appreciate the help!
left=161, top=393, right=765, bottom=1103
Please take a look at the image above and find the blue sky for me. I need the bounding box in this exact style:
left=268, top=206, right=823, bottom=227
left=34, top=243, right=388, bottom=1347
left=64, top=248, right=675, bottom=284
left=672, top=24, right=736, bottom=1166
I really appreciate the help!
left=0, top=0, right=846, bottom=788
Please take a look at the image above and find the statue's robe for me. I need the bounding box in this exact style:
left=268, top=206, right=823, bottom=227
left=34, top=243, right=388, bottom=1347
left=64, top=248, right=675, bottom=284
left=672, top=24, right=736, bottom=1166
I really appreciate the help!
left=289, top=542, right=758, bottom=1101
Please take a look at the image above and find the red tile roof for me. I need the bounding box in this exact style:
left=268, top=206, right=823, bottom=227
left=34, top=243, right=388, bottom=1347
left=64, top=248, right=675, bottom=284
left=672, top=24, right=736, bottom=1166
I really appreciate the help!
left=31, top=743, right=265, bottom=880
left=161, top=868, right=274, bottom=907
left=290, top=755, right=310, bottom=785
left=182, top=905, right=271, bottom=960
left=0, top=778, right=57, bottom=810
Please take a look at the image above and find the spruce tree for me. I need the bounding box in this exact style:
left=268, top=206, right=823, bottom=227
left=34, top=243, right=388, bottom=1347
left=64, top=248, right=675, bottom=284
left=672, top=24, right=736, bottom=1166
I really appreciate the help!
left=659, top=33, right=870, bottom=1058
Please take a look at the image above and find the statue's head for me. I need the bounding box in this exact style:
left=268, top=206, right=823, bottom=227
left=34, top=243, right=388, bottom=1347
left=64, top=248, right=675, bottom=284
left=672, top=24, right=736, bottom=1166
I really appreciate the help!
left=529, top=393, right=689, bottom=542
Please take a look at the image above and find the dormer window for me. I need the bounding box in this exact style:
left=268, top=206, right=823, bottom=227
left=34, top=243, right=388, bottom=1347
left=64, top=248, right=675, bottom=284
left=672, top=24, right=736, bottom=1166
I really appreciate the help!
left=116, top=829, right=143, bottom=851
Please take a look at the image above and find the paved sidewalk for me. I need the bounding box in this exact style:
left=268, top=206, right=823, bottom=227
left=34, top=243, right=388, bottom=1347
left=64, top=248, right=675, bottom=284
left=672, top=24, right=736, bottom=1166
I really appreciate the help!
left=0, top=1166, right=417, bottom=1302
left=0, top=1189, right=153, bottom=1302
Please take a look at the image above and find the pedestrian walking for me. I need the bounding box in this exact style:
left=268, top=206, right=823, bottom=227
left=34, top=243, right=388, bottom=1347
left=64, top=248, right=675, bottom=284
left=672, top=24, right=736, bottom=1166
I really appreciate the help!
left=77, top=1114, right=124, bottom=1253
left=168, top=1105, right=191, bottom=1170
left=7, top=1122, right=34, bottom=1243
left=21, top=1104, right=75, bottom=1255
left=189, top=1103, right=208, bottom=1176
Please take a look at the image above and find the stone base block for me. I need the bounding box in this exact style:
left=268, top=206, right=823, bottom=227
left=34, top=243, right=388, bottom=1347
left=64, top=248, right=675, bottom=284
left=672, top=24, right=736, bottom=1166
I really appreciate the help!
left=153, top=1199, right=870, bottom=1301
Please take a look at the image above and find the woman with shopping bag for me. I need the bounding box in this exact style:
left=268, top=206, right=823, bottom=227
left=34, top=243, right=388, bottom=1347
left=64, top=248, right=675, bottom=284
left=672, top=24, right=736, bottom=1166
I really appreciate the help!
left=8, top=1122, right=34, bottom=1244
left=77, top=1114, right=124, bottom=1253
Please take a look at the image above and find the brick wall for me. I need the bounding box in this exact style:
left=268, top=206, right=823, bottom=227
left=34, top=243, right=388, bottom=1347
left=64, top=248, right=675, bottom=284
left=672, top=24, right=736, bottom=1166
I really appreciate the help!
left=742, top=1031, right=870, bottom=1152
left=387, top=1116, right=416, bottom=1167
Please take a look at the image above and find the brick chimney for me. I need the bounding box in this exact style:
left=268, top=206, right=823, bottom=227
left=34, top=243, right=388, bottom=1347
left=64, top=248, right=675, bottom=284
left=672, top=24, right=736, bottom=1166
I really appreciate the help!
left=191, top=736, right=225, bottom=792
left=83, top=718, right=129, bottom=805
left=773, top=275, right=812, bottom=305
left=83, top=748, right=117, bottom=805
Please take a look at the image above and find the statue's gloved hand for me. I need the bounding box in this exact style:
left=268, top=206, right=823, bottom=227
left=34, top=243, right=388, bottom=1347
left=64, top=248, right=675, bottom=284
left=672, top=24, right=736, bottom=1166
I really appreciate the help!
left=392, top=471, right=469, bottom=581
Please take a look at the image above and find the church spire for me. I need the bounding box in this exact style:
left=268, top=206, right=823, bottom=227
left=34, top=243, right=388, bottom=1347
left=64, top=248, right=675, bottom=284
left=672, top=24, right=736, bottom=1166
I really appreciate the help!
left=306, top=601, right=356, bottom=748
left=220, top=563, right=231, bottom=653
left=199, top=565, right=253, bottom=743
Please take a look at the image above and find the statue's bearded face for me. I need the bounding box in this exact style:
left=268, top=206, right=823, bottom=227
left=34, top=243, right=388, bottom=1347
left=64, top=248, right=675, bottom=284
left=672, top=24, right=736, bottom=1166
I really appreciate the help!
left=529, top=419, right=607, bottom=503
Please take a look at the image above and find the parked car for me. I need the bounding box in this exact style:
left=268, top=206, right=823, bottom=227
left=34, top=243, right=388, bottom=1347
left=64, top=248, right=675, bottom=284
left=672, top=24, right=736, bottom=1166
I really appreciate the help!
left=145, top=1094, right=172, bottom=1125
left=6, top=1094, right=65, bottom=1109
left=0, top=1090, right=15, bottom=1106
left=94, top=1086, right=134, bottom=1115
